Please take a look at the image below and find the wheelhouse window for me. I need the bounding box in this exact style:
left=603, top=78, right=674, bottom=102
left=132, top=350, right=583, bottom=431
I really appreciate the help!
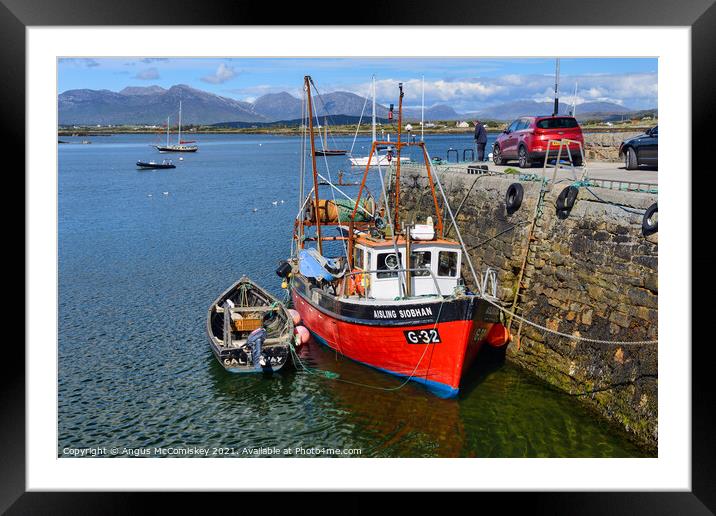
left=377, top=252, right=402, bottom=279
left=353, top=246, right=364, bottom=270
left=409, top=251, right=432, bottom=276
left=437, top=251, right=458, bottom=277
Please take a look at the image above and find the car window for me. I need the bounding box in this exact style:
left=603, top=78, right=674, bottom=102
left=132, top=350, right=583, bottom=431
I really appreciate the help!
left=517, top=119, right=531, bottom=130
left=507, top=120, right=519, bottom=132
left=536, top=117, right=579, bottom=129
left=651, top=126, right=658, bottom=136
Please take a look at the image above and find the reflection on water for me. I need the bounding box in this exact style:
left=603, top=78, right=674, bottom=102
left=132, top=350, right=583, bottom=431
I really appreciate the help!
left=58, top=134, right=649, bottom=458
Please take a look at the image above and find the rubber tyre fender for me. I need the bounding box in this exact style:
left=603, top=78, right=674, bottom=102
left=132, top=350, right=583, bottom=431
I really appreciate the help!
left=556, top=185, right=579, bottom=211
left=642, top=203, right=658, bottom=236
left=505, top=183, right=524, bottom=215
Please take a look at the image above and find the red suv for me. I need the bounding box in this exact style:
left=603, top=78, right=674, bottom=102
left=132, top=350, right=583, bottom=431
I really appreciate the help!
left=493, top=116, right=585, bottom=168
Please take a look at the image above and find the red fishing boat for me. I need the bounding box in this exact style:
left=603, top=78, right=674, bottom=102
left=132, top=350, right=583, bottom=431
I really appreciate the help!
left=279, top=76, right=510, bottom=398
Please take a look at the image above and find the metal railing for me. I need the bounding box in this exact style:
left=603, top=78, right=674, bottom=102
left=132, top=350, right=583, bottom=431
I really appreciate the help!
left=583, top=176, right=658, bottom=194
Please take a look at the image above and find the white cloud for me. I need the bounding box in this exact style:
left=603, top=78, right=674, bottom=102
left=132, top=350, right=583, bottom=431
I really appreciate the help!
left=380, top=72, right=655, bottom=110
left=226, top=71, right=657, bottom=111
left=134, top=67, right=160, bottom=80
left=201, top=63, right=238, bottom=84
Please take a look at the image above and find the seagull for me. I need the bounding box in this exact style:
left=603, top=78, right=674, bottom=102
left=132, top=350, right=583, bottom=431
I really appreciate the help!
left=163, top=192, right=169, bottom=195
left=252, top=208, right=258, bottom=212
left=147, top=194, right=152, bottom=197
left=272, top=201, right=278, bottom=206
left=280, top=200, right=285, bottom=204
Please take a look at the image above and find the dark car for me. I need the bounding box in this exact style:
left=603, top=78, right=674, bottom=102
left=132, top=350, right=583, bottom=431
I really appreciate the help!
left=619, top=126, right=658, bottom=170
left=493, top=115, right=585, bottom=168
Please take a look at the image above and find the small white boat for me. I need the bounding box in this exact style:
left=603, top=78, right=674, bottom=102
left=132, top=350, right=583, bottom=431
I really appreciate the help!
left=348, top=76, right=411, bottom=168
left=349, top=154, right=410, bottom=167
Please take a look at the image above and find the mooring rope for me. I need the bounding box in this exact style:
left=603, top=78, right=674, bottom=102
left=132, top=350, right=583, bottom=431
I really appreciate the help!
left=424, top=154, right=658, bottom=346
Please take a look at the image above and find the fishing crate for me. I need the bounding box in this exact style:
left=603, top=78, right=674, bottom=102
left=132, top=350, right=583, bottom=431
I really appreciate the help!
left=232, top=318, right=262, bottom=332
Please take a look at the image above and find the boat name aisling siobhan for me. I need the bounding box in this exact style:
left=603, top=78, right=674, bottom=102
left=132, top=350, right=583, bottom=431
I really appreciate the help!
left=374, top=307, right=434, bottom=319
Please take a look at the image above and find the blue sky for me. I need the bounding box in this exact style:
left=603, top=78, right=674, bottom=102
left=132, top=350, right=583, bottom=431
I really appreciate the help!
left=58, top=57, right=658, bottom=111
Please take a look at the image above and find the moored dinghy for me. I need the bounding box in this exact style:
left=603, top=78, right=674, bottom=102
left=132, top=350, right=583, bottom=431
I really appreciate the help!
left=207, top=276, right=294, bottom=372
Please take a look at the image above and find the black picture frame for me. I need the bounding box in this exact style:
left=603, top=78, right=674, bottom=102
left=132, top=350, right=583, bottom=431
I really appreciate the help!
left=6, top=0, right=714, bottom=512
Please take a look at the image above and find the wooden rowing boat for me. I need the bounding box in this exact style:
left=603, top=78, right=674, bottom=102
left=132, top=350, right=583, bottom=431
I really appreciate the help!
left=206, top=276, right=294, bottom=373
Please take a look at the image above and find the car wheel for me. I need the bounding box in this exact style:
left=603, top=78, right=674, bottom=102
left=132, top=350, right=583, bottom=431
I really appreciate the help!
left=518, top=146, right=531, bottom=168
left=493, top=145, right=504, bottom=165
left=625, top=147, right=638, bottom=170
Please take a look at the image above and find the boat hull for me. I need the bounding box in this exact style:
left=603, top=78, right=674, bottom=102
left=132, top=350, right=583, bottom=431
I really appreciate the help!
left=136, top=162, right=176, bottom=169
left=315, top=149, right=347, bottom=156
left=155, top=145, right=198, bottom=153
left=290, top=279, right=502, bottom=397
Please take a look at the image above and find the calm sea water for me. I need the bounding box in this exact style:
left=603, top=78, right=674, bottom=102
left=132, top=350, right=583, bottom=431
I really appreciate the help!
left=58, top=133, right=647, bottom=458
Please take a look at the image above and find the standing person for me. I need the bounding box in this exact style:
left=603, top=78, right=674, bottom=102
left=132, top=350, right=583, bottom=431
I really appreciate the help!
left=474, top=120, right=487, bottom=161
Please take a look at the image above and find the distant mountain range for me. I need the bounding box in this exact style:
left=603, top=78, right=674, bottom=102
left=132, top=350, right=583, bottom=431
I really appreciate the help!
left=58, top=84, right=649, bottom=126
left=467, top=100, right=634, bottom=121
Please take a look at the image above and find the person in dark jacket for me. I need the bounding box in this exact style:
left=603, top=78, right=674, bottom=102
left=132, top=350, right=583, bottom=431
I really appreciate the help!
left=474, top=120, right=487, bottom=161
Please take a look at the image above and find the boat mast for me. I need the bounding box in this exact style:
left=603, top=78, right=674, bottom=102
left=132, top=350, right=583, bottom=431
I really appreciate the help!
left=166, top=116, right=170, bottom=147
left=552, top=58, right=560, bottom=117
left=305, top=76, right=323, bottom=254
left=324, top=117, right=328, bottom=151
left=421, top=75, right=425, bottom=142
left=572, top=81, right=578, bottom=117
left=178, top=101, right=182, bottom=145
left=393, top=83, right=404, bottom=232
left=371, top=75, right=376, bottom=144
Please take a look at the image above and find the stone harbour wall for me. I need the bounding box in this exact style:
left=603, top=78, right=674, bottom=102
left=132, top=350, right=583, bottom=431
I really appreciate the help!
left=393, top=164, right=658, bottom=450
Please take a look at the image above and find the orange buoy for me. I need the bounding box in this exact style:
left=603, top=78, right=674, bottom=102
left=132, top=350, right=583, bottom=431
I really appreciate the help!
left=485, top=323, right=511, bottom=348
left=288, top=308, right=301, bottom=325
left=295, top=325, right=310, bottom=345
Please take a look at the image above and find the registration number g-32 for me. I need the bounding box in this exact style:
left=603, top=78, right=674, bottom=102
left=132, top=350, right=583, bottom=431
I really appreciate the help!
left=403, top=329, right=442, bottom=344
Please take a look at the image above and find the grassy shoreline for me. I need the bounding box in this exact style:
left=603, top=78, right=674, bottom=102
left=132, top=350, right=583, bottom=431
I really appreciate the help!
left=58, top=123, right=655, bottom=137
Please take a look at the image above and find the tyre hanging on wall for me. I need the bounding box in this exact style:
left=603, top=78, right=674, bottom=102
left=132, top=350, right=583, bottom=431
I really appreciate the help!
left=556, top=185, right=579, bottom=219
left=642, top=203, right=658, bottom=236
left=505, top=183, right=524, bottom=215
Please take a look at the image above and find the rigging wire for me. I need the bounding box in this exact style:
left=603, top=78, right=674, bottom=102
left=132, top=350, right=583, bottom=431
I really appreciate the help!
left=308, top=78, right=349, bottom=261
left=348, top=91, right=369, bottom=156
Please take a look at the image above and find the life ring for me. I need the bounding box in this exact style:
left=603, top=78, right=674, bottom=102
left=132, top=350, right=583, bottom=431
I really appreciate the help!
left=505, top=183, right=524, bottom=214
left=642, top=203, right=658, bottom=236
left=556, top=185, right=579, bottom=219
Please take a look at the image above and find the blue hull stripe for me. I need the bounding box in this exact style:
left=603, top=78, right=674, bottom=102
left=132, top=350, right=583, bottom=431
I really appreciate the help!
left=309, top=330, right=459, bottom=399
